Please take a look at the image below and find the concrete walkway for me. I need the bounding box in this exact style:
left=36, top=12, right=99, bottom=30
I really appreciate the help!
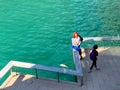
left=1, top=47, right=120, bottom=90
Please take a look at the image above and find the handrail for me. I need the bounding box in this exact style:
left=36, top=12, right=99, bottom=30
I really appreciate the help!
left=0, top=60, right=83, bottom=85
left=0, top=61, right=13, bottom=79
left=83, top=36, right=120, bottom=41
left=11, top=61, right=82, bottom=76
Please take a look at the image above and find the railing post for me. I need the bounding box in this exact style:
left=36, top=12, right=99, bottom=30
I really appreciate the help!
left=77, top=76, right=83, bottom=86
left=35, top=69, right=38, bottom=79
left=14, top=67, right=18, bottom=75
left=57, top=72, right=60, bottom=82
left=10, top=68, right=12, bottom=75
left=81, top=76, right=83, bottom=86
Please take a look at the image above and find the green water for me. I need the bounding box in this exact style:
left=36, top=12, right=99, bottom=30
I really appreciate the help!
left=0, top=0, right=120, bottom=82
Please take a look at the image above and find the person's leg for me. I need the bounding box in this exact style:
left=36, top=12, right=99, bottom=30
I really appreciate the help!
left=89, top=60, right=96, bottom=73
left=94, top=60, right=97, bottom=68
left=79, top=50, right=82, bottom=60
left=95, top=60, right=100, bottom=70
left=88, top=61, right=94, bottom=73
left=90, top=61, right=94, bottom=70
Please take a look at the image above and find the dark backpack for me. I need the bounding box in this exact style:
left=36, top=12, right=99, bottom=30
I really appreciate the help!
left=90, top=51, right=94, bottom=60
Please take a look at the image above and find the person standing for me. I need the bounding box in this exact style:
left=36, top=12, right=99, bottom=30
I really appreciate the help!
left=88, top=44, right=100, bottom=73
left=72, top=32, right=83, bottom=60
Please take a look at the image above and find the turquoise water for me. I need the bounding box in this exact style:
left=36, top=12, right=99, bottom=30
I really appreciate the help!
left=0, top=0, right=120, bottom=81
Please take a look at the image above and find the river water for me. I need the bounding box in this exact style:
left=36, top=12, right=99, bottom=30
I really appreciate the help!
left=0, top=0, right=120, bottom=81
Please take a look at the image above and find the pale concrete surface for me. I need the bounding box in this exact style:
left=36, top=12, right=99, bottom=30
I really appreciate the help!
left=1, top=47, right=120, bottom=90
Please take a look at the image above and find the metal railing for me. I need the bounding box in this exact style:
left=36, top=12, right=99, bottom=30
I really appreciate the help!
left=0, top=59, right=83, bottom=87
left=83, top=36, right=120, bottom=41
left=0, top=36, right=119, bottom=87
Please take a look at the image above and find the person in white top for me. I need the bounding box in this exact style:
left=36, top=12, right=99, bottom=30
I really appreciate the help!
left=72, top=32, right=83, bottom=60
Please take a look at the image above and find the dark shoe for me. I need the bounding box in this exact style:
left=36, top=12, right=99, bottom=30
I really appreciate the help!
left=80, top=56, right=83, bottom=60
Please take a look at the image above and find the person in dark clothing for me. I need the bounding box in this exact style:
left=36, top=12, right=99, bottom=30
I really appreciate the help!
left=88, top=44, right=100, bottom=73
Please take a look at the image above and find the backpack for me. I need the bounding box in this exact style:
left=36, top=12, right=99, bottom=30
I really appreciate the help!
left=90, top=51, right=94, bottom=60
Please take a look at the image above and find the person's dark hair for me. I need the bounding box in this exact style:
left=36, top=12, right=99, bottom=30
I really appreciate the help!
left=93, top=44, right=98, bottom=49
left=79, top=35, right=83, bottom=41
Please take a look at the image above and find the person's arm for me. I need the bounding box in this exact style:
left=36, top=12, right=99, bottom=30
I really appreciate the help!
left=95, top=50, right=98, bottom=60
left=78, top=37, right=82, bottom=46
left=96, top=51, right=98, bottom=56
